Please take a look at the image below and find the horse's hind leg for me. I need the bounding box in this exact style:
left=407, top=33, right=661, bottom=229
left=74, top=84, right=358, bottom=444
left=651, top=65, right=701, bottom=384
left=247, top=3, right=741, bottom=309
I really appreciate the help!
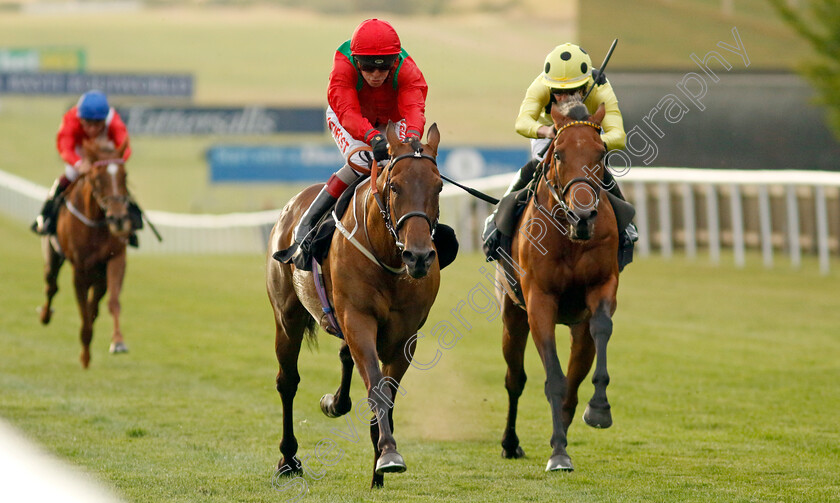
left=320, top=342, right=354, bottom=418
left=273, top=302, right=310, bottom=475
left=39, top=237, right=64, bottom=325
left=501, top=293, right=529, bottom=459
left=582, top=293, right=616, bottom=429
left=563, top=323, right=596, bottom=432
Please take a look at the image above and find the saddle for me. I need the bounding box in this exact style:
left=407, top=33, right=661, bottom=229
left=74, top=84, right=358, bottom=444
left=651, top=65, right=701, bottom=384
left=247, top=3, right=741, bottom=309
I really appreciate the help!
left=276, top=177, right=459, bottom=272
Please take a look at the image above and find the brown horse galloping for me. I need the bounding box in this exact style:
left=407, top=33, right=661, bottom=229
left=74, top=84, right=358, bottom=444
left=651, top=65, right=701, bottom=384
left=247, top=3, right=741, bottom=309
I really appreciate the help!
left=497, top=100, right=620, bottom=471
left=266, top=123, right=443, bottom=488
left=39, top=139, right=133, bottom=368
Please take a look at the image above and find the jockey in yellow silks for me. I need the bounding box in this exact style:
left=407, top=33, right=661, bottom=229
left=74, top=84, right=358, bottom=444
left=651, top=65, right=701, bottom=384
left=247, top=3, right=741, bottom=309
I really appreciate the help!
left=483, top=43, right=637, bottom=270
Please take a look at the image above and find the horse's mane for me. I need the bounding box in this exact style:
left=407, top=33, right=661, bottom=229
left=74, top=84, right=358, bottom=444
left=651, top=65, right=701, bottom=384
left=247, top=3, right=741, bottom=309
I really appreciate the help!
left=555, top=96, right=589, bottom=121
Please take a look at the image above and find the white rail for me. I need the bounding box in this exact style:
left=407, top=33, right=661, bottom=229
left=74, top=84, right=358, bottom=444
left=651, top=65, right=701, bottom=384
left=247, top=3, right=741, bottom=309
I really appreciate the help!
left=2, top=168, right=839, bottom=273
left=440, top=167, right=840, bottom=274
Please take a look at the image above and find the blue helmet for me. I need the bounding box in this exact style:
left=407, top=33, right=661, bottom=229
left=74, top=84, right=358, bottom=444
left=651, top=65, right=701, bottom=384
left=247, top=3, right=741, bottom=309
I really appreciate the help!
left=76, top=91, right=110, bottom=121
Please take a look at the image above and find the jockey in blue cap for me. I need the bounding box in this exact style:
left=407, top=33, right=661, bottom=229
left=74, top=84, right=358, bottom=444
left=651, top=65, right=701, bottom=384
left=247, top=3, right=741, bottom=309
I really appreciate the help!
left=31, top=90, right=136, bottom=243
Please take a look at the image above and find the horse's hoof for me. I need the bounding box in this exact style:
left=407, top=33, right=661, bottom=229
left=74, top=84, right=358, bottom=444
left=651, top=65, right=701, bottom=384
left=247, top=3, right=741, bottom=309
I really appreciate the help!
left=375, top=452, right=407, bottom=475
left=501, top=445, right=525, bottom=459
left=80, top=351, right=90, bottom=369
left=583, top=404, right=612, bottom=429
left=109, top=342, right=129, bottom=354
left=275, top=458, right=302, bottom=476
left=38, top=306, right=54, bottom=325
left=545, top=453, right=574, bottom=472
left=320, top=394, right=339, bottom=418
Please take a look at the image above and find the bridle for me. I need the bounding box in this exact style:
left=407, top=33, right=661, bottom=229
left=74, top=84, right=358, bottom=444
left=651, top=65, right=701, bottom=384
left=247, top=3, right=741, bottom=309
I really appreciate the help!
left=331, top=142, right=440, bottom=275
left=539, top=120, right=604, bottom=218
left=369, top=147, right=439, bottom=251
left=66, top=158, right=130, bottom=228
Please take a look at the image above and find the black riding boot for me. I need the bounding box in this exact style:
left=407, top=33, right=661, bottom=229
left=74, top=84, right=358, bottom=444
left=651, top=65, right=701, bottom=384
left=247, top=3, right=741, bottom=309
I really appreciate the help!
left=127, top=200, right=144, bottom=248
left=293, top=186, right=338, bottom=251
left=273, top=182, right=343, bottom=268
left=31, top=179, right=66, bottom=235
left=482, top=159, right=540, bottom=258
left=603, top=170, right=638, bottom=271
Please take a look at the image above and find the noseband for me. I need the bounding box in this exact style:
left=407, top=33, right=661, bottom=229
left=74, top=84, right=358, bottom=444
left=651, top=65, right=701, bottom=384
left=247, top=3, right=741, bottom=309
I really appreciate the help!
left=370, top=149, right=439, bottom=251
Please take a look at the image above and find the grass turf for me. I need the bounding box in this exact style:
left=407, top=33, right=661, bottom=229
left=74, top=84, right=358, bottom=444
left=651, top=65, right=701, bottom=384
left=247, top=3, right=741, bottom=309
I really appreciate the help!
left=1, top=212, right=839, bottom=502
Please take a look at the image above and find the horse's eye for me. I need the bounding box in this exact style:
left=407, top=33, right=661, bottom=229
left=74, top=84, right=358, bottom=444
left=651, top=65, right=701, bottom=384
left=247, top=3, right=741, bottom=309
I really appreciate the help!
left=389, top=182, right=400, bottom=194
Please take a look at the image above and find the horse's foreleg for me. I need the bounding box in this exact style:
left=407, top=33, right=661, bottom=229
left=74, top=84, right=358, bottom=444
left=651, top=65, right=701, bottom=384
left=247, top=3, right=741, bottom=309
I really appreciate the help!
left=72, top=271, right=93, bottom=369
left=564, top=323, right=596, bottom=432
left=367, top=358, right=410, bottom=488
left=342, top=312, right=404, bottom=488
left=39, top=237, right=64, bottom=325
left=527, top=293, right=572, bottom=472
left=501, top=294, right=529, bottom=459
left=105, top=254, right=127, bottom=353
left=320, top=342, right=354, bottom=418
left=582, top=290, right=617, bottom=429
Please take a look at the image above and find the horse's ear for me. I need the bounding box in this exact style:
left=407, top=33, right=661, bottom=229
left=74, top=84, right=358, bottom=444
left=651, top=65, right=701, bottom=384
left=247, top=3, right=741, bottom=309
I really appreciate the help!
left=425, top=123, right=440, bottom=154
left=385, top=121, right=400, bottom=151
left=591, top=103, right=606, bottom=125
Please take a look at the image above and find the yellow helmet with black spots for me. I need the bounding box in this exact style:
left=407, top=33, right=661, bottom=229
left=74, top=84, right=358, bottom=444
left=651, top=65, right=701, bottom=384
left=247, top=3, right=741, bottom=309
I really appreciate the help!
left=541, top=43, right=593, bottom=90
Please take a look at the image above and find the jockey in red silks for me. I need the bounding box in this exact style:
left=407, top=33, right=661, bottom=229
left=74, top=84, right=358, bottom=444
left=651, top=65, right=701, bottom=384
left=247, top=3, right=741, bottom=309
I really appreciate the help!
left=32, top=90, right=132, bottom=236
left=287, top=18, right=428, bottom=256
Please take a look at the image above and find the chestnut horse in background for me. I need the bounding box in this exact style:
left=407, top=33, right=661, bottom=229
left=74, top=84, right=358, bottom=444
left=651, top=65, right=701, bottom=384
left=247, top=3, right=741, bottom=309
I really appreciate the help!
left=498, top=100, right=620, bottom=471
left=39, top=139, right=133, bottom=368
left=267, top=123, right=443, bottom=488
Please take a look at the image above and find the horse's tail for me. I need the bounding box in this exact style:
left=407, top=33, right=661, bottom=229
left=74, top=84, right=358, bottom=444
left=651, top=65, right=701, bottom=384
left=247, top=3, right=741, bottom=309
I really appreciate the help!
left=303, top=315, right=319, bottom=349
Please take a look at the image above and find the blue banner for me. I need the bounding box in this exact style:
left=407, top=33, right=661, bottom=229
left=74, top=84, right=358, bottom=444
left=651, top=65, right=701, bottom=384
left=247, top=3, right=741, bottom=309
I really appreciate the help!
left=0, top=71, right=193, bottom=97
left=116, top=106, right=324, bottom=135
left=208, top=145, right=529, bottom=182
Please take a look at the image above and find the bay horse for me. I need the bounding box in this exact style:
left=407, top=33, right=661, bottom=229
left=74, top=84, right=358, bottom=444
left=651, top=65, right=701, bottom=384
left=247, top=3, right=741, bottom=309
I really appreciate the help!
left=497, top=99, right=619, bottom=471
left=39, top=139, right=133, bottom=369
left=266, top=123, right=443, bottom=488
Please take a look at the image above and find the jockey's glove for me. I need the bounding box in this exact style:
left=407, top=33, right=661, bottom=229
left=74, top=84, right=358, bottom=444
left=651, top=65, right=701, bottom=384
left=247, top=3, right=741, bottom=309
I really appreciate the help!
left=591, top=68, right=607, bottom=86
left=370, top=134, right=389, bottom=162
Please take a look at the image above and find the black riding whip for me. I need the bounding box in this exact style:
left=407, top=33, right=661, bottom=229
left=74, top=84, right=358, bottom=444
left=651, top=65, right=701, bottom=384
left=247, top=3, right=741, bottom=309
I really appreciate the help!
left=142, top=212, right=163, bottom=242
left=582, top=38, right=618, bottom=103
left=440, top=173, right=500, bottom=205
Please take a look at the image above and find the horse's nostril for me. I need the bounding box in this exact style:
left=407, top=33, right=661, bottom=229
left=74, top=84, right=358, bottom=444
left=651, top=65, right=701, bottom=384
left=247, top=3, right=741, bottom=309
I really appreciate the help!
left=402, top=250, right=416, bottom=266
left=424, top=249, right=436, bottom=267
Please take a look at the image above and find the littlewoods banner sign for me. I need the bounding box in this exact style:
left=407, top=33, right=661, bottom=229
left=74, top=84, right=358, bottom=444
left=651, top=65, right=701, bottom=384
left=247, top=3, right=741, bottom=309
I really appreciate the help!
left=116, top=106, right=324, bottom=135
